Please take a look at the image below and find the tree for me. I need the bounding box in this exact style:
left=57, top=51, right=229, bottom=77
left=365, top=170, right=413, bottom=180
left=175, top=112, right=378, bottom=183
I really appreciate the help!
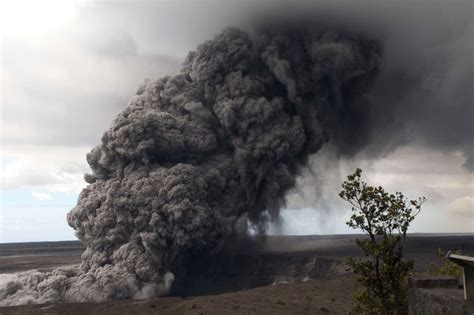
left=339, top=168, right=426, bottom=314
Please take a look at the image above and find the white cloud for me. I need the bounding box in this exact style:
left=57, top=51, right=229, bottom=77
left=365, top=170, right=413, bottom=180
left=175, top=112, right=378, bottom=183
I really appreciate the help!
left=31, top=192, right=53, bottom=201
left=1, top=145, right=90, bottom=193
left=1, top=4, right=181, bottom=147
left=448, top=197, right=474, bottom=218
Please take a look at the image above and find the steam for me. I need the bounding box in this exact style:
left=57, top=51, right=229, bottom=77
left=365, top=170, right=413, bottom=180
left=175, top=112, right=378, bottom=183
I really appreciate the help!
left=0, top=25, right=381, bottom=305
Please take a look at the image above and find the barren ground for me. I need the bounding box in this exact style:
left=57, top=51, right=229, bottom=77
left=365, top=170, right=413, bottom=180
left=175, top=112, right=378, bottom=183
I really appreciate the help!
left=1, top=234, right=472, bottom=314
left=0, top=276, right=358, bottom=315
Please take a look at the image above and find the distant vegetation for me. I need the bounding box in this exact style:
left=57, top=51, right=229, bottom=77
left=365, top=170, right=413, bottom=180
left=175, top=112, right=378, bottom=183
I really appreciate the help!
left=428, top=249, right=463, bottom=279
left=340, top=168, right=426, bottom=314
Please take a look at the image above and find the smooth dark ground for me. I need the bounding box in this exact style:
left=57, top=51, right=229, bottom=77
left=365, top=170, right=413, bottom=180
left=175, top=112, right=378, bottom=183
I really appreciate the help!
left=0, top=234, right=473, bottom=314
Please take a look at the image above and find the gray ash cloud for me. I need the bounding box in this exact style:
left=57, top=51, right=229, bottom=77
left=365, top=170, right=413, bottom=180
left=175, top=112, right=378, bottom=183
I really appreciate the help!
left=1, top=25, right=381, bottom=305
left=248, top=1, right=474, bottom=169
left=3, top=0, right=473, bottom=303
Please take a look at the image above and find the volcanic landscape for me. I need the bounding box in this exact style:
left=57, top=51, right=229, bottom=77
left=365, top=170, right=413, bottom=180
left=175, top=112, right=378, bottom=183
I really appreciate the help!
left=1, top=1, right=473, bottom=313
left=1, top=234, right=473, bottom=314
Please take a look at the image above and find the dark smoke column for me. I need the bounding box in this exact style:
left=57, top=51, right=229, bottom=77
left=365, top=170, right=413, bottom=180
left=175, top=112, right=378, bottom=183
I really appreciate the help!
left=67, top=27, right=381, bottom=298
left=0, top=26, right=381, bottom=306
left=0, top=27, right=383, bottom=305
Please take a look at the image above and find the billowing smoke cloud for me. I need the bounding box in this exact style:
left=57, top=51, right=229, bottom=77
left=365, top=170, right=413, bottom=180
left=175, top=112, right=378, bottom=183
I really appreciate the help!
left=253, top=0, right=473, bottom=231
left=0, top=25, right=381, bottom=305
left=2, top=0, right=473, bottom=304
left=247, top=0, right=474, bottom=170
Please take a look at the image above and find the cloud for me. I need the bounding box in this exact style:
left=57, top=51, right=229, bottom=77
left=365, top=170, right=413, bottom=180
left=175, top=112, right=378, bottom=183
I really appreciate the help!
left=241, top=0, right=474, bottom=169
left=1, top=0, right=473, bottom=242
left=31, top=192, right=53, bottom=201
left=1, top=146, right=90, bottom=193
left=1, top=5, right=181, bottom=147
left=279, top=145, right=474, bottom=234
left=3, top=0, right=472, bottom=160
left=448, top=197, right=474, bottom=218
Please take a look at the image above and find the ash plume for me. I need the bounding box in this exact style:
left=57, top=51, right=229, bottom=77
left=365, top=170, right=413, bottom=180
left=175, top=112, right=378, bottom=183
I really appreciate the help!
left=248, top=0, right=474, bottom=170
left=0, top=25, right=381, bottom=305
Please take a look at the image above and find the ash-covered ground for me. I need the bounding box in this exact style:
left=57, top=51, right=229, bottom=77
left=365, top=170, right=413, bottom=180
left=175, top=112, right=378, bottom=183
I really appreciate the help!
left=1, top=234, right=472, bottom=314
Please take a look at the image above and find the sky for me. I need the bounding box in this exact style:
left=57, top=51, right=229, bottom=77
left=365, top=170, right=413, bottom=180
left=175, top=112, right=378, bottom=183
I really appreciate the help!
left=0, top=0, right=473, bottom=242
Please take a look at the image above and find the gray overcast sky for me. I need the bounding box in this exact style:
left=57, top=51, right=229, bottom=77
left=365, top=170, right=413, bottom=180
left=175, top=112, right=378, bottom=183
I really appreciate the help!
left=1, top=0, right=473, bottom=242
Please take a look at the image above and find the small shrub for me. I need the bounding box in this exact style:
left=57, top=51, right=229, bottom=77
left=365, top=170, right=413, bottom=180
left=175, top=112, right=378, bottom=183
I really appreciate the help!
left=428, top=249, right=463, bottom=279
